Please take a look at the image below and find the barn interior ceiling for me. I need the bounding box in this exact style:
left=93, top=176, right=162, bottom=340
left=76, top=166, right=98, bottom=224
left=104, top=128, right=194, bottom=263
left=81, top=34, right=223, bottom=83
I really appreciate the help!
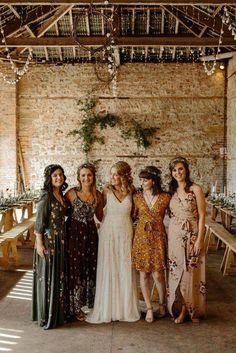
left=0, top=1, right=235, bottom=82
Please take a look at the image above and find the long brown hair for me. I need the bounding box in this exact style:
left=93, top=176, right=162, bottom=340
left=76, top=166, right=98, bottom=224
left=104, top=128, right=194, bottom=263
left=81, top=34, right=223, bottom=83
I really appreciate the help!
left=169, top=156, right=193, bottom=195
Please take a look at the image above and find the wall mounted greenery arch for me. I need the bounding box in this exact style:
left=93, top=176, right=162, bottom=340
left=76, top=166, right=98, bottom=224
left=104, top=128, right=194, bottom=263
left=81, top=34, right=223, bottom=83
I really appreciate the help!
left=68, top=97, right=158, bottom=159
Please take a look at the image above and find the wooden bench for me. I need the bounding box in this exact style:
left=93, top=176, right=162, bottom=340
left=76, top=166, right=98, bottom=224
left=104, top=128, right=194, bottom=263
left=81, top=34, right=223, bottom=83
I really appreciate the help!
left=0, top=215, right=35, bottom=269
left=205, top=217, right=236, bottom=275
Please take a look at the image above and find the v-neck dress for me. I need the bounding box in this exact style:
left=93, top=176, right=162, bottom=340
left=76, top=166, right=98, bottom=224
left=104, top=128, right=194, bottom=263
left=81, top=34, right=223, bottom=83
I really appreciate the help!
left=32, top=192, right=67, bottom=329
left=65, top=190, right=99, bottom=319
left=167, top=192, right=206, bottom=319
left=86, top=190, right=140, bottom=323
left=132, top=191, right=171, bottom=273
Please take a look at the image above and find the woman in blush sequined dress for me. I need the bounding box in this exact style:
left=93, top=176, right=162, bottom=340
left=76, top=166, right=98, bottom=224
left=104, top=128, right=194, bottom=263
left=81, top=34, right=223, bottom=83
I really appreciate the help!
left=167, top=157, right=206, bottom=324
left=132, top=166, right=170, bottom=323
left=65, top=163, right=103, bottom=321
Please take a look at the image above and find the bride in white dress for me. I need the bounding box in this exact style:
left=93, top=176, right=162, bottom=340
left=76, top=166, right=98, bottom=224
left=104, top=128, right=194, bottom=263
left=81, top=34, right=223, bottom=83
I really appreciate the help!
left=86, top=161, right=140, bottom=323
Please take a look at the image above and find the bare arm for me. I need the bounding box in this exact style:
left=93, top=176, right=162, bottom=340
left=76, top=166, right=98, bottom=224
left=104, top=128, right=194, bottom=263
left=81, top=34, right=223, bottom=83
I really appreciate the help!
left=191, top=184, right=206, bottom=255
left=65, top=188, right=76, bottom=204
left=95, top=191, right=104, bottom=222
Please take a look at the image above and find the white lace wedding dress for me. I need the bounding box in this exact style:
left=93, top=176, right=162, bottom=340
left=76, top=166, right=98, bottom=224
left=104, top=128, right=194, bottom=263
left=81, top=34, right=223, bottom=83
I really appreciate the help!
left=86, top=190, right=140, bottom=323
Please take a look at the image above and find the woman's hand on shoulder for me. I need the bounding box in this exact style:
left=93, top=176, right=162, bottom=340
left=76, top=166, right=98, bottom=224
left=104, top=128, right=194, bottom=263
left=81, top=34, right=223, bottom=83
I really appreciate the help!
left=65, top=187, right=76, bottom=203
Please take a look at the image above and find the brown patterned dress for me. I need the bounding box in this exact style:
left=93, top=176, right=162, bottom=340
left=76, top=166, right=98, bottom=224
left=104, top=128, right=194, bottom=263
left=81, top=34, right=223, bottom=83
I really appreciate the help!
left=65, top=192, right=99, bottom=319
left=167, top=191, right=206, bottom=319
left=132, top=192, right=170, bottom=273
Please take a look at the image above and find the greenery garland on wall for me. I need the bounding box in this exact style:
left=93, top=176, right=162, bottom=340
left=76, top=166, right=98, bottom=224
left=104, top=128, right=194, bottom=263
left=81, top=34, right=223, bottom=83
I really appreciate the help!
left=68, top=97, right=158, bottom=159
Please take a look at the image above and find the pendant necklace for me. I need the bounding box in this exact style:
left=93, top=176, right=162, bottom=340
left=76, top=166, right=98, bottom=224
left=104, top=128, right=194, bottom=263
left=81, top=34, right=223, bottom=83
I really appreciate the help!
left=144, top=192, right=156, bottom=209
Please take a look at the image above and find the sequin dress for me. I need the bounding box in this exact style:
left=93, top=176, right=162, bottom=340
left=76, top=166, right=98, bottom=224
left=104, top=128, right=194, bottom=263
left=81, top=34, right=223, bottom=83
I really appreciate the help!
left=65, top=190, right=99, bottom=319
left=167, top=192, right=206, bottom=319
left=32, top=192, right=67, bottom=329
left=132, top=192, right=170, bottom=273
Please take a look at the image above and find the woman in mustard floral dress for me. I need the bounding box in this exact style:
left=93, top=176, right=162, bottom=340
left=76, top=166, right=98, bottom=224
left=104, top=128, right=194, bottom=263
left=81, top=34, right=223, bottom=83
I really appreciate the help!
left=132, top=166, right=170, bottom=323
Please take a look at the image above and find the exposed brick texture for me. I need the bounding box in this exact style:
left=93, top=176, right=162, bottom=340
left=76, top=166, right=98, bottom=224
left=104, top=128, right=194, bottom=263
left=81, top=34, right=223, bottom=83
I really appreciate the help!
left=0, top=62, right=228, bottom=194
left=227, top=54, right=236, bottom=194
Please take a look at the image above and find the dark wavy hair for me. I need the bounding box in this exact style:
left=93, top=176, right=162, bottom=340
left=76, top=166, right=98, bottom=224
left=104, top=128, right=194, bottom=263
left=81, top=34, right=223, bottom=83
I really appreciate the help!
left=169, top=156, right=193, bottom=195
left=77, top=162, right=96, bottom=191
left=139, top=166, right=163, bottom=196
left=43, top=164, right=68, bottom=193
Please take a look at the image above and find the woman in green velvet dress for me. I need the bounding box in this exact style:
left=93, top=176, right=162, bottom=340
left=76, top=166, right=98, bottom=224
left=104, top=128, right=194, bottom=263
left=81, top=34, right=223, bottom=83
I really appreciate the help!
left=32, top=164, right=68, bottom=329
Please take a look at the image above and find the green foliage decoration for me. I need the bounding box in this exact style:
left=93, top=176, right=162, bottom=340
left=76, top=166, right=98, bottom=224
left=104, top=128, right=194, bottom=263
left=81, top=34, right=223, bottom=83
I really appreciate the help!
left=68, top=97, right=158, bottom=157
left=68, top=97, right=119, bottom=157
left=121, top=119, right=158, bottom=149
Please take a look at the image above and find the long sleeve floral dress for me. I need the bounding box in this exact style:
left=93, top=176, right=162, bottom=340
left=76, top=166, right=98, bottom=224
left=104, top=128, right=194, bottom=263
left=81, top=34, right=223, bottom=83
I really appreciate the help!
left=167, top=191, right=206, bottom=320
left=32, top=192, right=67, bottom=329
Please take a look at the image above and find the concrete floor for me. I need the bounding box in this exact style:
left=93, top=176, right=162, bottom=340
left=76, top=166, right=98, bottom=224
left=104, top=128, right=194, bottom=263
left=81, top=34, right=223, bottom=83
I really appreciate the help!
left=0, top=247, right=236, bottom=353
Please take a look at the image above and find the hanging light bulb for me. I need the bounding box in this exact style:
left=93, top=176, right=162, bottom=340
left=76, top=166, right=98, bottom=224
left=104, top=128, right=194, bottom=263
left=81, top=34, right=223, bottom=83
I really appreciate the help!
left=219, top=63, right=225, bottom=70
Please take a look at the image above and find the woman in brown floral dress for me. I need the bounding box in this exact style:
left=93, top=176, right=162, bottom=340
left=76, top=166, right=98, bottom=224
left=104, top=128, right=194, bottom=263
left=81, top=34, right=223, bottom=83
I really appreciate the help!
left=132, top=166, right=170, bottom=323
left=32, top=164, right=68, bottom=329
left=167, top=157, right=206, bottom=324
left=65, top=163, right=103, bottom=321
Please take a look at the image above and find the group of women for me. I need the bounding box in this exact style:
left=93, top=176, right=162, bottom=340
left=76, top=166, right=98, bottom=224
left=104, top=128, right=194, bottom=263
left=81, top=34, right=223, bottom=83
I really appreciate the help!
left=32, top=157, right=206, bottom=330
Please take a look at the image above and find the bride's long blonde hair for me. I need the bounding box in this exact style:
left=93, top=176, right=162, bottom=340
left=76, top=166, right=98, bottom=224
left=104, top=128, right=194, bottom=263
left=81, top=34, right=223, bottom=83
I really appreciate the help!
left=108, top=161, right=134, bottom=195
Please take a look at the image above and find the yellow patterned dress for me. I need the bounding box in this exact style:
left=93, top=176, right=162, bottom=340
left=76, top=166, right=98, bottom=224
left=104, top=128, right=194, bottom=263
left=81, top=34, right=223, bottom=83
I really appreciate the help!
left=132, top=192, right=171, bottom=273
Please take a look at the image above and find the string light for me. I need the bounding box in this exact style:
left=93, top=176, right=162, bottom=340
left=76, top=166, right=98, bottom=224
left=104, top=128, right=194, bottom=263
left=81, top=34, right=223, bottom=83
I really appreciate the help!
left=0, top=16, right=33, bottom=84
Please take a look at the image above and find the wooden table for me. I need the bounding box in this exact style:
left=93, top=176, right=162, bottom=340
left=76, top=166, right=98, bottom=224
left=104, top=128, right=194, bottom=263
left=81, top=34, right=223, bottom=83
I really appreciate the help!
left=220, top=208, right=236, bottom=231
left=207, top=200, right=236, bottom=231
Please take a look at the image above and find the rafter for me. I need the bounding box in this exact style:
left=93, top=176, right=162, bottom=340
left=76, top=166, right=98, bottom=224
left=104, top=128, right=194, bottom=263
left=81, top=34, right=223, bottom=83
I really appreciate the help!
left=1, top=6, right=56, bottom=37
left=0, top=1, right=235, bottom=5
left=172, top=19, right=179, bottom=59
left=162, top=6, right=202, bottom=37
left=36, top=5, right=73, bottom=37
left=7, top=5, right=35, bottom=37
left=178, top=6, right=231, bottom=35
left=69, top=8, right=76, bottom=59
left=1, top=35, right=236, bottom=47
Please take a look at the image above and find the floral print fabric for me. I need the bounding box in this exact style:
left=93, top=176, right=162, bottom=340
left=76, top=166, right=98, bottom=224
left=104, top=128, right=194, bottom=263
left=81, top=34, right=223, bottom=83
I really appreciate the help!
left=132, top=192, right=170, bottom=273
left=32, top=193, right=66, bottom=329
left=167, top=192, right=206, bottom=319
left=65, top=193, right=98, bottom=318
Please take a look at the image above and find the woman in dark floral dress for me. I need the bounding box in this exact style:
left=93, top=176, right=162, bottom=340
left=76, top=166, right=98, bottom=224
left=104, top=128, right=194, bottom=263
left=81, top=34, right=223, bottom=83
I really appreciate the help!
left=65, top=163, right=103, bottom=321
left=32, top=164, right=68, bottom=329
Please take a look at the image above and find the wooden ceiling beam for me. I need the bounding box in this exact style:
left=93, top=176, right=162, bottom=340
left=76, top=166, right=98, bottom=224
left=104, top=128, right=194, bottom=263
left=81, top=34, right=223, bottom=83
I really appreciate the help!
left=162, top=5, right=202, bottom=37
left=178, top=5, right=231, bottom=35
left=1, top=35, right=235, bottom=47
left=0, top=1, right=235, bottom=5
left=7, top=5, right=36, bottom=37
left=1, top=6, right=56, bottom=37
left=36, top=5, right=74, bottom=37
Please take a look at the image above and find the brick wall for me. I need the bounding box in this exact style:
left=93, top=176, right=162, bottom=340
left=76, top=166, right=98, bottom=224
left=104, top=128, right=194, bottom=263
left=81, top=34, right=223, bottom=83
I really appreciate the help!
left=227, top=54, right=236, bottom=194
left=0, top=65, right=17, bottom=195
left=1, top=62, right=226, bottom=194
